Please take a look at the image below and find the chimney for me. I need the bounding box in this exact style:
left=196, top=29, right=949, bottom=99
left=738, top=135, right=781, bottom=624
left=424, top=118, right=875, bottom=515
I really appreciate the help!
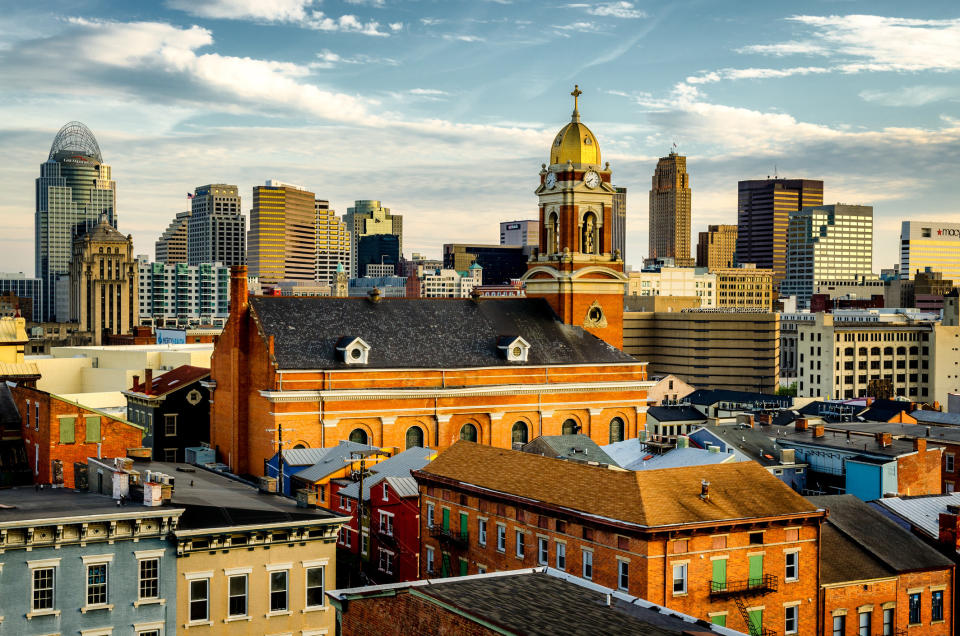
left=795, top=418, right=809, bottom=432
left=368, top=287, right=382, bottom=304
left=132, top=374, right=140, bottom=391
left=700, top=480, right=710, bottom=500
left=144, top=368, right=153, bottom=395
left=229, top=265, right=249, bottom=316
left=877, top=432, right=892, bottom=448
left=813, top=425, right=825, bottom=438
left=676, top=435, right=689, bottom=449
left=708, top=445, right=720, bottom=454
left=914, top=438, right=927, bottom=453
left=939, top=511, right=960, bottom=551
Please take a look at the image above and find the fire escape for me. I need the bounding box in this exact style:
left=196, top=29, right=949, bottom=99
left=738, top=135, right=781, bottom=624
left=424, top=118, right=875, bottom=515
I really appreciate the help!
left=709, top=574, right=779, bottom=636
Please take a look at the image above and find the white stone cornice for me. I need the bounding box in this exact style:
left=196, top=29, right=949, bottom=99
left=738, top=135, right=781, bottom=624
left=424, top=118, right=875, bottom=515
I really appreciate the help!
left=259, top=380, right=654, bottom=403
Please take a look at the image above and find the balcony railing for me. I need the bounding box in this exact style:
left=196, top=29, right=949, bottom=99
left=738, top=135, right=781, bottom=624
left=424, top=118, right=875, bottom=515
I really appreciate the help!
left=709, top=574, right=778, bottom=598
left=430, top=527, right=469, bottom=549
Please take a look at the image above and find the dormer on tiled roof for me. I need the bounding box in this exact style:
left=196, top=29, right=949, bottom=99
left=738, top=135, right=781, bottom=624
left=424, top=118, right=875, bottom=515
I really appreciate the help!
left=336, top=336, right=370, bottom=365
left=496, top=335, right=530, bottom=362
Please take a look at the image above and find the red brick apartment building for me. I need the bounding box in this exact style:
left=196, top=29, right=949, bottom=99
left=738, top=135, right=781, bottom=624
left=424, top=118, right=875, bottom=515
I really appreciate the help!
left=12, top=384, right=143, bottom=487
left=414, top=441, right=825, bottom=635
left=209, top=268, right=648, bottom=476
left=812, top=495, right=954, bottom=636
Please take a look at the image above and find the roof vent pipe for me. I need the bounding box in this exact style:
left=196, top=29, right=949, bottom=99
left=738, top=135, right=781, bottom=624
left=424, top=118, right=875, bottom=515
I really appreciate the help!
left=700, top=479, right=710, bottom=500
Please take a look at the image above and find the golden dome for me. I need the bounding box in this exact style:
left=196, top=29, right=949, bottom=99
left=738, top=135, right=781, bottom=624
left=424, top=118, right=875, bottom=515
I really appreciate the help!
left=549, top=85, right=601, bottom=166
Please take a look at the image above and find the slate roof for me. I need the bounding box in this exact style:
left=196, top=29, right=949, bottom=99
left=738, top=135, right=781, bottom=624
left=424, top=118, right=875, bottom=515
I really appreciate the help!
left=911, top=410, right=960, bottom=426
left=685, top=389, right=791, bottom=408
left=339, top=446, right=436, bottom=501
left=127, top=365, right=210, bottom=398
left=808, top=495, right=953, bottom=573
left=292, top=442, right=383, bottom=482
left=874, top=492, right=960, bottom=541
left=0, top=383, right=20, bottom=426
left=819, top=524, right=893, bottom=584
left=329, top=567, right=745, bottom=636
left=522, top=435, right=617, bottom=466
left=415, top=442, right=821, bottom=528
left=647, top=405, right=707, bottom=423
left=248, top=296, right=638, bottom=370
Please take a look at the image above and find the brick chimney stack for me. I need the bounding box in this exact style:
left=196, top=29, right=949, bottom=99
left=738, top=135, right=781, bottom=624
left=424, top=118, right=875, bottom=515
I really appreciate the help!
left=939, top=505, right=960, bottom=550
left=230, top=265, right=249, bottom=316
left=144, top=368, right=152, bottom=395
left=914, top=438, right=927, bottom=453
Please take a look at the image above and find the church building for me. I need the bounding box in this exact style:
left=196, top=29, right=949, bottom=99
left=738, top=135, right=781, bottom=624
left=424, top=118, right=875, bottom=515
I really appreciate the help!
left=208, top=88, right=647, bottom=477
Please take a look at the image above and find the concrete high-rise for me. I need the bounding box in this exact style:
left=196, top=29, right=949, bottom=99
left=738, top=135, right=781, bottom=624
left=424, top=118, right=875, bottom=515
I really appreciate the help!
left=248, top=180, right=317, bottom=286
left=648, top=153, right=692, bottom=266
left=900, top=221, right=960, bottom=281
left=155, top=210, right=190, bottom=264
left=696, top=224, right=738, bottom=269
left=36, top=121, right=117, bottom=321
left=69, top=218, right=137, bottom=344
left=314, top=200, right=349, bottom=286
left=343, top=200, right=403, bottom=278
left=499, top=220, right=539, bottom=247
left=187, top=184, right=245, bottom=267
left=736, top=178, right=823, bottom=284
left=781, top=204, right=873, bottom=308
left=612, top=186, right=627, bottom=260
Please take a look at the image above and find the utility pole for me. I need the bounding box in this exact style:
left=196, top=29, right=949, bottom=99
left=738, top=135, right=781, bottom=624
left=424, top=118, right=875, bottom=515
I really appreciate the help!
left=266, top=423, right=295, bottom=495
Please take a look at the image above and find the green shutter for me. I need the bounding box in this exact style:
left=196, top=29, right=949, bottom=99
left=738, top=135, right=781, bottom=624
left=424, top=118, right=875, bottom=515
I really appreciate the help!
left=459, top=558, right=468, bottom=576
left=442, top=508, right=450, bottom=532
left=749, top=554, right=764, bottom=583
left=60, top=417, right=75, bottom=444
left=459, top=512, right=468, bottom=540
left=712, top=558, right=726, bottom=589
left=85, top=416, right=101, bottom=443
left=441, top=554, right=451, bottom=577
left=748, top=609, right=763, bottom=636
left=711, top=614, right=726, bottom=627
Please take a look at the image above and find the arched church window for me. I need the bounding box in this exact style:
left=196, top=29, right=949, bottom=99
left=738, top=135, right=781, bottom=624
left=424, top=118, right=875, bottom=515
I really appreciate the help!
left=562, top=419, right=579, bottom=435
left=511, top=421, right=528, bottom=446
left=349, top=428, right=368, bottom=445
left=405, top=426, right=425, bottom=449
left=581, top=212, right=598, bottom=254
left=460, top=423, right=478, bottom=442
left=547, top=212, right=559, bottom=255
left=609, top=417, right=625, bottom=443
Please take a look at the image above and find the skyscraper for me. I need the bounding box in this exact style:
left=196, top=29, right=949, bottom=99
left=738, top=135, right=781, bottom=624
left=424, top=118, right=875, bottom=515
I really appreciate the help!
left=781, top=204, right=874, bottom=308
left=187, top=184, right=245, bottom=267
left=648, top=153, right=692, bottom=266
left=343, top=200, right=403, bottom=278
left=155, top=210, right=190, bottom=264
left=900, top=221, right=960, bottom=281
left=736, top=178, right=823, bottom=283
left=612, top=186, right=627, bottom=260
left=36, top=121, right=117, bottom=321
left=315, top=200, right=350, bottom=285
left=499, top=220, right=539, bottom=247
left=248, top=180, right=317, bottom=286
left=696, top=224, right=738, bottom=269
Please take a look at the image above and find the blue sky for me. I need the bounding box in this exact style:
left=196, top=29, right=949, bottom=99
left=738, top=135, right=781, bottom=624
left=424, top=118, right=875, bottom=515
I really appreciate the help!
left=2, top=0, right=960, bottom=273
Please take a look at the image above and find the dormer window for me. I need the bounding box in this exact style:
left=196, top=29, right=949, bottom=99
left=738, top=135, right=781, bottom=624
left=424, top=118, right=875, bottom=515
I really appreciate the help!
left=336, top=336, right=370, bottom=365
left=497, top=336, right=530, bottom=363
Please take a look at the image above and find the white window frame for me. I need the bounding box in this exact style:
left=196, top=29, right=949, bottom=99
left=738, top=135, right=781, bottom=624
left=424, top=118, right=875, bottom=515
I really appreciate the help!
left=305, top=565, right=325, bottom=609
left=188, top=577, right=210, bottom=624
left=556, top=541, right=566, bottom=570
left=30, top=564, right=57, bottom=613
left=672, top=562, right=688, bottom=595
left=582, top=549, right=593, bottom=580
left=379, top=511, right=394, bottom=536
left=268, top=568, right=289, bottom=614
left=538, top=537, right=549, bottom=565
left=135, top=551, right=163, bottom=603
left=478, top=518, right=487, bottom=546
left=496, top=524, right=506, bottom=552
left=785, top=604, right=799, bottom=635
left=378, top=548, right=394, bottom=575
left=617, top=559, right=629, bottom=592
left=227, top=573, right=248, bottom=618
left=515, top=529, right=525, bottom=558
left=425, top=546, right=435, bottom=574
left=784, top=550, right=799, bottom=582
left=85, top=561, right=110, bottom=609
left=426, top=502, right=435, bottom=528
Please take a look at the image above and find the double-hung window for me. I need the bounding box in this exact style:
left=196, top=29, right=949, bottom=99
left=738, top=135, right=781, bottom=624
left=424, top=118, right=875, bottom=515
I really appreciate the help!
left=426, top=503, right=435, bottom=528
left=138, top=558, right=160, bottom=600
left=556, top=542, right=566, bottom=570
left=538, top=537, right=548, bottom=565
left=228, top=574, right=247, bottom=617
left=617, top=559, right=629, bottom=591
left=306, top=567, right=325, bottom=608
left=909, top=592, right=921, bottom=624
left=582, top=549, right=593, bottom=580
left=379, top=511, right=393, bottom=536
left=784, top=605, right=798, bottom=635
left=270, top=570, right=289, bottom=612
left=478, top=518, right=487, bottom=546
left=32, top=567, right=55, bottom=612
left=425, top=546, right=435, bottom=574
left=933, top=590, right=944, bottom=622
left=189, top=578, right=209, bottom=623
left=515, top=530, right=525, bottom=558
left=496, top=524, right=506, bottom=552
left=672, top=563, right=687, bottom=595
left=859, top=611, right=871, bottom=636
left=86, top=563, right=108, bottom=607
left=164, top=414, right=177, bottom=436
left=784, top=550, right=799, bottom=581
left=832, top=615, right=845, bottom=636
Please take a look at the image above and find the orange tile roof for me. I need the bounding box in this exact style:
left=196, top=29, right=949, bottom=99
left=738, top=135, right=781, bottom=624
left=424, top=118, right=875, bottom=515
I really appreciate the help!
left=417, top=441, right=821, bottom=528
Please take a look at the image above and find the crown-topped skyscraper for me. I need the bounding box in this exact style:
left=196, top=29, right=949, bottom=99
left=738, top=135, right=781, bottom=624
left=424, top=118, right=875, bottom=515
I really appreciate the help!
left=522, top=86, right=628, bottom=349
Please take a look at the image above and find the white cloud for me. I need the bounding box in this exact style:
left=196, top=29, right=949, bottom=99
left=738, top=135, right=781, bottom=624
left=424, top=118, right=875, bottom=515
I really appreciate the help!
left=736, top=41, right=828, bottom=56
left=586, top=2, right=645, bottom=19
left=165, top=0, right=391, bottom=35
left=553, top=22, right=601, bottom=33
left=389, top=22, right=403, bottom=31
left=859, top=85, right=960, bottom=107
left=441, top=34, right=485, bottom=42
left=310, top=49, right=399, bottom=69
left=687, top=66, right=831, bottom=84
left=420, top=17, right=444, bottom=26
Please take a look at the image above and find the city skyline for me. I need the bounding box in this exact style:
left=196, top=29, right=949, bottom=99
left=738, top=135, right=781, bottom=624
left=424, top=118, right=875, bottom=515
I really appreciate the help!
left=2, top=1, right=960, bottom=275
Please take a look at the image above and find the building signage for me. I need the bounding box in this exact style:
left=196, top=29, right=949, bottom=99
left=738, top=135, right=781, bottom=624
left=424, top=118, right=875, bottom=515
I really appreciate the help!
left=156, top=328, right=187, bottom=345
left=938, top=228, right=960, bottom=237
left=506, top=223, right=521, bottom=230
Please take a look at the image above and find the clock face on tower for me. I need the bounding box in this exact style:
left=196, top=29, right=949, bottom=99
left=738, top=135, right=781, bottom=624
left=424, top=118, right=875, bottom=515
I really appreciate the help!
left=584, top=170, right=600, bottom=188
left=545, top=172, right=557, bottom=189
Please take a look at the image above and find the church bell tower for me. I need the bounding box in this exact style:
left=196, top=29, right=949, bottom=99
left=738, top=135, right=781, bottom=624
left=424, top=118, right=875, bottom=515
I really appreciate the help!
left=522, top=86, right=627, bottom=349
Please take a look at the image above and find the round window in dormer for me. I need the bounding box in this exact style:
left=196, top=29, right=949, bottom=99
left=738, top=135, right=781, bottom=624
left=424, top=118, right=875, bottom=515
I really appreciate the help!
left=350, top=348, right=362, bottom=360
left=588, top=306, right=603, bottom=322
left=512, top=347, right=522, bottom=358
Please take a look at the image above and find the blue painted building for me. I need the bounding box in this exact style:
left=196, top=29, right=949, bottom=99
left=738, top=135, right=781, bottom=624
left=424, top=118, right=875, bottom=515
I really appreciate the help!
left=0, top=485, right=182, bottom=636
left=265, top=440, right=379, bottom=496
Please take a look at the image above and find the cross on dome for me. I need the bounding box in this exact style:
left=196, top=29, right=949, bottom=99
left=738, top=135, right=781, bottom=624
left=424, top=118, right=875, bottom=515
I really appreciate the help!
left=571, top=85, right=583, bottom=122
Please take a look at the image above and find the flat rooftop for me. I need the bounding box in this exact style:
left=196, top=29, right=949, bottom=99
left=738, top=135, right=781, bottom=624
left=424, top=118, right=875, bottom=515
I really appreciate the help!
left=0, top=486, right=182, bottom=524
